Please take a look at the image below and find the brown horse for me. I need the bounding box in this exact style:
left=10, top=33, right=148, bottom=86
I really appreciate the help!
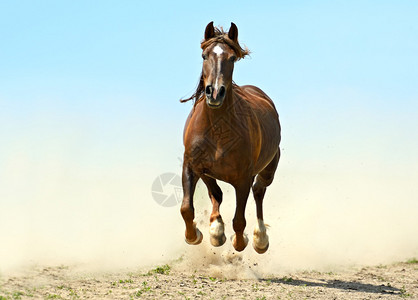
left=180, top=22, right=281, bottom=253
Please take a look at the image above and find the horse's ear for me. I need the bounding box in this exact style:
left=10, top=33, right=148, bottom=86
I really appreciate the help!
left=204, top=21, right=215, bottom=41
left=228, top=22, right=238, bottom=42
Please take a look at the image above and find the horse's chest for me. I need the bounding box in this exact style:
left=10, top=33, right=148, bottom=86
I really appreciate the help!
left=187, top=132, right=250, bottom=178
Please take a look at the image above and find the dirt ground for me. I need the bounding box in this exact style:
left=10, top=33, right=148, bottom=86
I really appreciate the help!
left=1, top=259, right=417, bottom=299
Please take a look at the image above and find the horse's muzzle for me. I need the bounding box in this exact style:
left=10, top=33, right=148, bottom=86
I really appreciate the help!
left=205, top=85, right=225, bottom=108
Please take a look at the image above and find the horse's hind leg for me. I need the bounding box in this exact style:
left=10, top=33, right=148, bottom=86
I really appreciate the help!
left=252, top=149, right=280, bottom=254
left=201, top=175, right=226, bottom=247
left=180, top=163, right=202, bottom=245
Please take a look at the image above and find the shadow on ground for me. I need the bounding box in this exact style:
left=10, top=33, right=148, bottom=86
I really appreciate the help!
left=263, top=277, right=401, bottom=296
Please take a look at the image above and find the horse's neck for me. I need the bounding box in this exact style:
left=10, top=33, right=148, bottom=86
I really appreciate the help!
left=203, top=89, right=237, bottom=123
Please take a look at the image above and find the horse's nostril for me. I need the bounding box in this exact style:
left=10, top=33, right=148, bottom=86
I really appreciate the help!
left=205, top=85, right=212, bottom=95
left=219, top=86, right=226, bottom=98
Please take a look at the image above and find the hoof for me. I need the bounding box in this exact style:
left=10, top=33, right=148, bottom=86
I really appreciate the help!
left=231, top=233, right=248, bottom=252
left=209, top=219, right=226, bottom=247
left=253, top=218, right=269, bottom=254
left=253, top=241, right=269, bottom=254
left=185, top=226, right=203, bottom=245
left=210, top=233, right=226, bottom=247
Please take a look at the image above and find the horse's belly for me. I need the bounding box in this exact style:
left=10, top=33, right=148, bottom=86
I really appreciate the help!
left=253, top=122, right=281, bottom=174
left=202, top=160, right=245, bottom=183
left=253, top=147, right=278, bottom=174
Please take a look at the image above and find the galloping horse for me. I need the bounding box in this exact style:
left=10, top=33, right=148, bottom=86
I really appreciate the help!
left=180, top=22, right=281, bottom=253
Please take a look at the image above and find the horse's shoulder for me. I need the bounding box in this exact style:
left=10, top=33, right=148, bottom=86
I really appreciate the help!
left=235, top=85, right=277, bottom=113
left=240, top=85, right=267, bottom=95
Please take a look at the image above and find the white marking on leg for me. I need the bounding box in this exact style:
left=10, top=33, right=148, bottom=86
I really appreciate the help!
left=210, top=219, right=224, bottom=237
left=253, top=218, right=269, bottom=249
left=255, top=219, right=266, bottom=233
left=209, top=218, right=226, bottom=246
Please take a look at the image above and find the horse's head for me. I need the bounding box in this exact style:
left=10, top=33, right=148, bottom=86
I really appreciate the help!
left=200, top=22, right=249, bottom=109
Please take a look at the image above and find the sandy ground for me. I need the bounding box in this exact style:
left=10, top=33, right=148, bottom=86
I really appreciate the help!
left=1, top=258, right=417, bottom=300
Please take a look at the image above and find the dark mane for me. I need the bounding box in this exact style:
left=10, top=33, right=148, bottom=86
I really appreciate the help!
left=180, top=26, right=250, bottom=105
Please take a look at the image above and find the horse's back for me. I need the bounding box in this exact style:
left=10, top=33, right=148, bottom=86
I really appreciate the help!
left=234, top=84, right=281, bottom=173
left=239, top=85, right=278, bottom=116
left=236, top=84, right=280, bottom=140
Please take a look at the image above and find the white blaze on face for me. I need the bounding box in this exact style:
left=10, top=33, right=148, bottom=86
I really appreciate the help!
left=212, top=45, right=223, bottom=91
left=213, top=45, right=224, bottom=56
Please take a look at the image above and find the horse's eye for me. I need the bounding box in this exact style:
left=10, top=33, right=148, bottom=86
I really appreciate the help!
left=230, top=56, right=237, bottom=62
left=202, top=54, right=207, bottom=60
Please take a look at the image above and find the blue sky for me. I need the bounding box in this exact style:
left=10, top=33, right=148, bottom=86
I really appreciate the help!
left=0, top=1, right=417, bottom=268
left=1, top=1, right=417, bottom=174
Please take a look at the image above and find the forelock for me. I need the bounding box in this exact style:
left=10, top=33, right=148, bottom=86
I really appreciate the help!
left=200, top=27, right=250, bottom=60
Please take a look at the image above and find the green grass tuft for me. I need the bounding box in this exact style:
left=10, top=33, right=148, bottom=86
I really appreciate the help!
left=281, top=276, right=294, bottom=282
left=119, top=279, right=134, bottom=284
left=406, top=258, right=418, bottom=264
left=46, top=294, right=62, bottom=299
left=12, top=291, right=24, bottom=299
left=133, top=281, right=151, bottom=297
left=151, top=264, right=171, bottom=275
left=400, top=286, right=412, bottom=298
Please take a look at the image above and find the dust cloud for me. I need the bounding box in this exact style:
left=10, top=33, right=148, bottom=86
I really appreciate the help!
left=172, top=164, right=418, bottom=279
left=1, top=121, right=417, bottom=278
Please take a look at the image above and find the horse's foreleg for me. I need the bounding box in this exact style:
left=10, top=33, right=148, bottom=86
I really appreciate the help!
left=180, top=163, right=202, bottom=245
left=252, top=149, right=280, bottom=254
left=231, top=181, right=252, bottom=252
left=201, top=176, right=226, bottom=247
